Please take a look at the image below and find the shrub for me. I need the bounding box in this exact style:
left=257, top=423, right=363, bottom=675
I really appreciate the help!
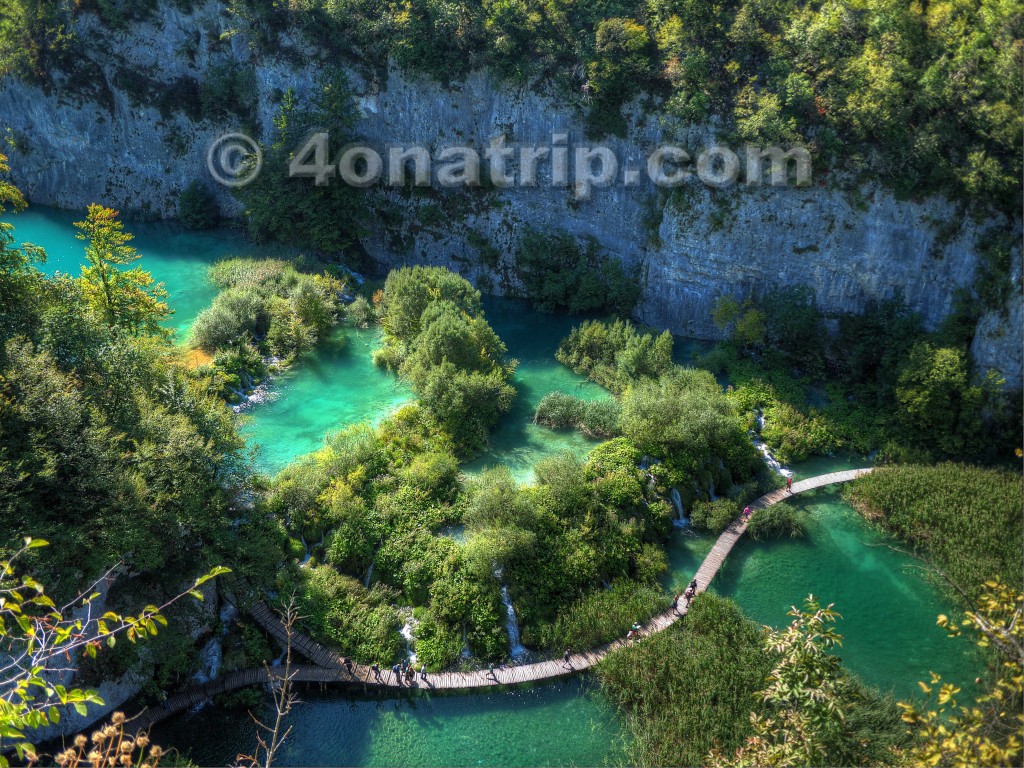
left=177, top=181, right=218, bottom=230
left=533, top=392, right=621, bottom=437
left=689, top=498, right=738, bottom=534
left=287, top=565, right=404, bottom=665
left=536, top=580, right=669, bottom=651
left=375, top=267, right=516, bottom=455
left=344, top=295, right=374, bottom=328
left=746, top=502, right=804, bottom=541
left=557, top=319, right=674, bottom=394
left=597, top=595, right=774, bottom=767
left=516, top=230, right=641, bottom=316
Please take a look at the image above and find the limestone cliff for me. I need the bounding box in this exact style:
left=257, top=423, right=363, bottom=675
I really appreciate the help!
left=1, top=0, right=1019, bottom=385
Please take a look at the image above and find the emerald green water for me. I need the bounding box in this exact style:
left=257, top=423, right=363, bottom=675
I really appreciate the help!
left=9, top=208, right=986, bottom=765
left=240, top=329, right=414, bottom=474
left=665, top=455, right=986, bottom=702
left=155, top=678, right=624, bottom=767
left=466, top=297, right=609, bottom=483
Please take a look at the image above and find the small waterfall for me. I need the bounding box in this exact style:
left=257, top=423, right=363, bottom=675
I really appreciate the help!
left=670, top=487, right=690, bottom=528
left=500, top=584, right=527, bottom=660
left=460, top=624, right=472, bottom=660
left=364, top=553, right=376, bottom=587
left=192, top=601, right=238, bottom=684
left=670, top=487, right=684, bottom=518
left=193, top=636, right=223, bottom=684
left=750, top=409, right=793, bottom=478
left=400, top=610, right=418, bottom=665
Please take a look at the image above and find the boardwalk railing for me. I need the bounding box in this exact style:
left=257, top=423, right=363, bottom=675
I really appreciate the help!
left=125, top=468, right=871, bottom=731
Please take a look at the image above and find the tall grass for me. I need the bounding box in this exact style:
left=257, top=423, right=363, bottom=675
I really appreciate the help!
left=533, top=392, right=621, bottom=437
left=534, top=581, right=669, bottom=651
left=845, top=463, right=1023, bottom=600
left=596, top=595, right=771, bottom=767
left=746, top=502, right=805, bottom=541
left=598, top=594, right=909, bottom=767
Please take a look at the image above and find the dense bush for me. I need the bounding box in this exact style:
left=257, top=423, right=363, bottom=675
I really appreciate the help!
left=515, top=231, right=641, bottom=316
left=191, top=258, right=345, bottom=364
left=280, top=564, right=404, bottom=664
left=0, top=190, right=270, bottom=592
left=620, top=368, right=761, bottom=481
left=533, top=392, right=621, bottom=438
left=746, top=502, right=804, bottom=541
left=234, top=70, right=368, bottom=259
left=597, top=595, right=775, bottom=766
left=689, top=498, right=738, bottom=534
left=177, top=181, right=218, bottom=230
left=374, top=266, right=516, bottom=455
left=263, top=407, right=514, bottom=665
left=705, top=291, right=1019, bottom=463
left=556, top=319, right=674, bottom=394
left=535, top=581, right=669, bottom=652
left=846, top=464, right=1023, bottom=600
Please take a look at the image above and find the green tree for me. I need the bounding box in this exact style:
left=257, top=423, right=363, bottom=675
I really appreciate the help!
left=710, top=596, right=905, bottom=767
left=898, top=579, right=1023, bottom=767
left=0, top=538, right=228, bottom=765
left=74, top=205, right=171, bottom=339
left=895, top=342, right=989, bottom=455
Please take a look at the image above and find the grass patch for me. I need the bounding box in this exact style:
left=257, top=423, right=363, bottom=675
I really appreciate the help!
left=746, top=502, right=805, bottom=541
left=845, top=463, right=1023, bottom=600
left=597, top=594, right=772, bottom=766
left=532, top=581, right=669, bottom=652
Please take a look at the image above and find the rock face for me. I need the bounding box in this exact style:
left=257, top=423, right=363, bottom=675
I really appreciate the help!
left=0, top=0, right=1020, bottom=386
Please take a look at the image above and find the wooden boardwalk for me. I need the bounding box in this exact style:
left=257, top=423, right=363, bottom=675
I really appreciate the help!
left=125, top=468, right=871, bottom=732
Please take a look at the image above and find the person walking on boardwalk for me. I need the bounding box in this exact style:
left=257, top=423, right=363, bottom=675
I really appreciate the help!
left=420, top=664, right=428, bottom=681
left=563, top=648, right=571, bottom=668
left=488, top=662, right=496, bottom=680
left=786, top=476, right=793, bottom=493
left=371, top=663, right=380, bottom=680
left=343, top=657, right=354, bottom=675
left=391, top=664, right=401, bottom=685
left=743, top=505, right=751, bottom=519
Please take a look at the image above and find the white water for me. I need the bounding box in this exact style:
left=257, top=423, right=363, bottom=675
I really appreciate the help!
left=192, top=602, right=238, bottom=684
left=193, top=637, right=223, bottom=684
left=751, top=409, right=793, bottom=477
left=669, top=487, right=691, bottom=528
left=500, top=584, right=528, bottom=660
left=400, top=611, right=418, bottom=665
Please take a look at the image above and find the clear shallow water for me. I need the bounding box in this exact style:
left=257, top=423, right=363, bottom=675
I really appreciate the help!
left=241, top=329, right=414, bottom=475
left=665, top=454, right=985, bottom=702
left=155, top=677, right=624, bottom=768
left=465, top=297, right=610, bottom=483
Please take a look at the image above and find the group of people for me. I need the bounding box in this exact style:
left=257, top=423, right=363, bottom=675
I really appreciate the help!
left=365, top=658, right=427, bottom=686
left=672, top=578, right=699, bottom=612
